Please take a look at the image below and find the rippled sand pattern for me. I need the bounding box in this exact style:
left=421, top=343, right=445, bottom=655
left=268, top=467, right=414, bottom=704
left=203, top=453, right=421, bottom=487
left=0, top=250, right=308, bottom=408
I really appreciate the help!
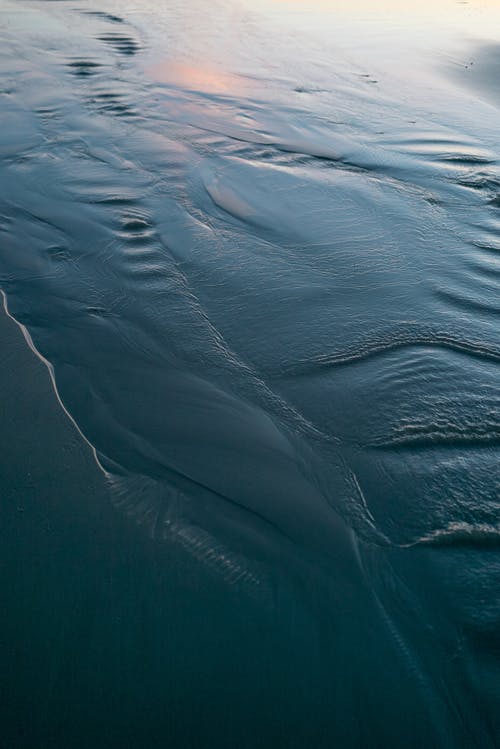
left=1, top=0, right=500, bottom=746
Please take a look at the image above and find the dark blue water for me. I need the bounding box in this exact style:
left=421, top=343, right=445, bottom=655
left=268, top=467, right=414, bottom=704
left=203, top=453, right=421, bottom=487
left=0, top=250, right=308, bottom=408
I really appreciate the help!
left=1, top=0, right=500, bottom=746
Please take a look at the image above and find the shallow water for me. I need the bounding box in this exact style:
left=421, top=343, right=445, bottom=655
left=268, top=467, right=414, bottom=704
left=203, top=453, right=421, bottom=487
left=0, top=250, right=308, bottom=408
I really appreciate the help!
left=1, top=0, right=500, bottom=746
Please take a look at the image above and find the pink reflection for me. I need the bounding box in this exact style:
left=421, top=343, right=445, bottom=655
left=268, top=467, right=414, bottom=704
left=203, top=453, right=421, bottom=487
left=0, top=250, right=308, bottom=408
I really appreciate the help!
left=147, top=61, right=248, bottom=96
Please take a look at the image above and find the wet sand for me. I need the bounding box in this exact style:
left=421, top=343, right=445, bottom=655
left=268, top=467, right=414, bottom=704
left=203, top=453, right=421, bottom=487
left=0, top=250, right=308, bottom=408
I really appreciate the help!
left=0, top=299, right=107, bottom=509
left=0, top=302, right=320, bottom=749
left=0, top=301, right=107, bottom=746
left=2, top=0, right=500, bottom=746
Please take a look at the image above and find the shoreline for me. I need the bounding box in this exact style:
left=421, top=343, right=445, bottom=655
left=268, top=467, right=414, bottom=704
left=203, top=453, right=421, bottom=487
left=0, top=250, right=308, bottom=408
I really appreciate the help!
left=0, top=292, right=108, bottom=511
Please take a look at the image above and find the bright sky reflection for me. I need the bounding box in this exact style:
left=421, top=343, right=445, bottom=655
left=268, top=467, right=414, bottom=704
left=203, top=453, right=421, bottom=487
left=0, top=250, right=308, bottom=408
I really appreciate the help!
left=249, top=0, right=500, bottom=40
left=148, top=62, right=250, bottom=95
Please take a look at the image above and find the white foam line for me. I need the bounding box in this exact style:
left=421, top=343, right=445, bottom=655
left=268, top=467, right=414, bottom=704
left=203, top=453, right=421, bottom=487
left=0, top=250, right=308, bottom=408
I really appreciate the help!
left=1, top=288, right=107, bottom=477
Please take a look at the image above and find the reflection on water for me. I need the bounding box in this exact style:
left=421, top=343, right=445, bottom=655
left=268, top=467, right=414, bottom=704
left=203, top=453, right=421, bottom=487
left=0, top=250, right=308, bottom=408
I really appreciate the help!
left=264, top=0, right=500, bottom=31
left=147, top=61, right=252, bottom=95
left=222, top=0, right=500, bottom=89
left=1, top=0, right=500, bottom=746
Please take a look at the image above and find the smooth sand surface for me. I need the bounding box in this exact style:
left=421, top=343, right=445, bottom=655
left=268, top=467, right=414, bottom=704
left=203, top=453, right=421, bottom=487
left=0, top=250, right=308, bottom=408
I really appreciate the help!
left=0, top=299, right=107, bottom=511
left=2, top=0, right=500, bottom=746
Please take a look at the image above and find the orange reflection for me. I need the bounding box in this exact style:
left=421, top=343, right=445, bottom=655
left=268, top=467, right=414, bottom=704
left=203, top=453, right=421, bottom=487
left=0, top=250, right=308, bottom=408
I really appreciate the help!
left=148, top=61, right=247, bottom=95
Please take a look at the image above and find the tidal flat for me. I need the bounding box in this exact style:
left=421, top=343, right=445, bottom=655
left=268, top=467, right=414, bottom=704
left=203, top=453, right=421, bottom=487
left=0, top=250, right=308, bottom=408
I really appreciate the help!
left=1, top=1, right=500, bottom=746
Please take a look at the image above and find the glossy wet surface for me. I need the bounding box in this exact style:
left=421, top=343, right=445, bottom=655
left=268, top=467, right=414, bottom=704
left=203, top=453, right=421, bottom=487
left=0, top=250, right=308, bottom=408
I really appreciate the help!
left=1, top=0, right=500, bottom=746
